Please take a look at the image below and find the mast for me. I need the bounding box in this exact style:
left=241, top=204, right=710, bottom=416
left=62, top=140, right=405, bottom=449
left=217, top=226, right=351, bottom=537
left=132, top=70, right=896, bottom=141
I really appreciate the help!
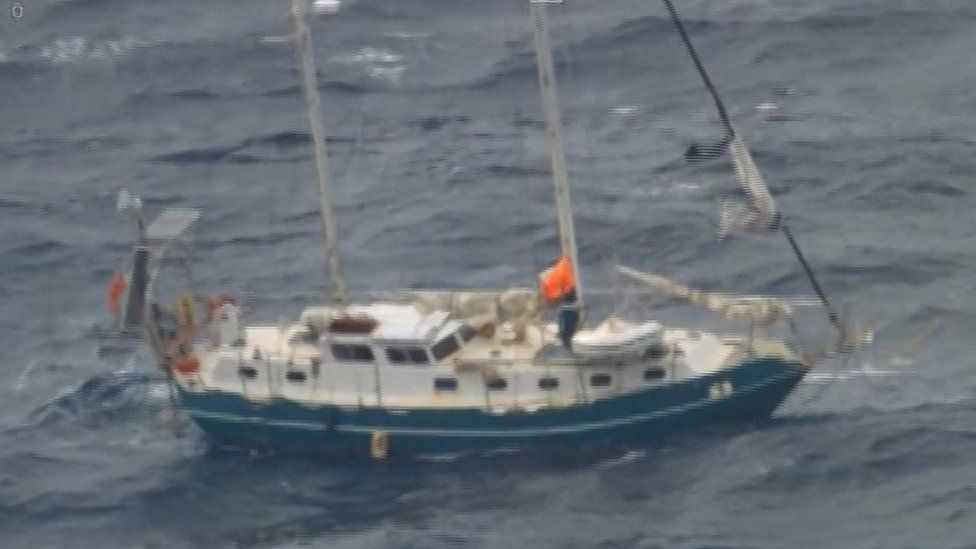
left=290, top=0, right=347, bottom=306
left=529, top=0, right=585, bottom=315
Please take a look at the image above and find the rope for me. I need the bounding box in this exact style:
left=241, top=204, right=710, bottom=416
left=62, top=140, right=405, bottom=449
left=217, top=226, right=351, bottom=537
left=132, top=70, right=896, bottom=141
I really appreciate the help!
left=659, top=0, right=733, bottom=135
left=781, top=223, right=841, bottom=331
left=660, top=0, right=843, bottom=336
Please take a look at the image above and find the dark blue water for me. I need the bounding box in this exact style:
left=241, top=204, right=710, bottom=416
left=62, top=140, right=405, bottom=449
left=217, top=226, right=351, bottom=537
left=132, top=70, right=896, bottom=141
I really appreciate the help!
left=4, top=0, right=976, bottom=546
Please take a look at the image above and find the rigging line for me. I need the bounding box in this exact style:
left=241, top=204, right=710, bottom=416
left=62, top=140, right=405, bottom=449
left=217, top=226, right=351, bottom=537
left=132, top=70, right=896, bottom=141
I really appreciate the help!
left=782, top=223, right=841, bottom=330
left=660, top=0, right=843, bottom=334
left=659, top=0, right=733, bottom=135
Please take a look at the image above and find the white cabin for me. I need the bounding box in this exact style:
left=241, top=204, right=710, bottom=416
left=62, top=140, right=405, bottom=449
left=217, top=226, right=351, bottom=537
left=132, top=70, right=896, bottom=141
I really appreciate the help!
left=174, top=293, right=795, bottom=412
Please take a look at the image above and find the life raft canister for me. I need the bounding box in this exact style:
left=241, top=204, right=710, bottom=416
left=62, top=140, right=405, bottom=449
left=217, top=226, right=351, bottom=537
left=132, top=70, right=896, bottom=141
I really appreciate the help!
left=173, top=354, right=201, bottom=374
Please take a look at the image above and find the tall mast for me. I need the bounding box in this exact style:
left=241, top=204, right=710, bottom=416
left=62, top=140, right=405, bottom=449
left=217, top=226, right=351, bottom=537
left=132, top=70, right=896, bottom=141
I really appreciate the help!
left=529, top=0, right=584, bottom=315
left=290, top=0, right=347, bottom=306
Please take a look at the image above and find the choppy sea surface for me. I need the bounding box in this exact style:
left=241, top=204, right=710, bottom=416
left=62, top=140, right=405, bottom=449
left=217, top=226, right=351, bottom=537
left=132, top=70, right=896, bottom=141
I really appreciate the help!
left=3, top=0, right=976, bottom=547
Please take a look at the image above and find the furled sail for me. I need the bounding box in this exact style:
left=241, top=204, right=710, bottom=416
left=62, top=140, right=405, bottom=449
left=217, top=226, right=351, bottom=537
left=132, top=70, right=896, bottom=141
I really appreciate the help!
left=408, top=289, right=542, bottom=332
left=719, top=135, right=781, bottom=238
left=617, top=265, right=795, bottom=325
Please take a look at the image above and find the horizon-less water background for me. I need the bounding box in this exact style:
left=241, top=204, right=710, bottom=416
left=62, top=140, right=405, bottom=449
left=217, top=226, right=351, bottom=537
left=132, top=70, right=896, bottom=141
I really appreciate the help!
left=3, top=0, right=976, bottom=547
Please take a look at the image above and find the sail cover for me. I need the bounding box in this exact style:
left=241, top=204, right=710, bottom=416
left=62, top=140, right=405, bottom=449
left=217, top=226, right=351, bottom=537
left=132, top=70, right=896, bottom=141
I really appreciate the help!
left=719, top=135, right=781, bottom=238
left=617, top=265, right=794, bottom=325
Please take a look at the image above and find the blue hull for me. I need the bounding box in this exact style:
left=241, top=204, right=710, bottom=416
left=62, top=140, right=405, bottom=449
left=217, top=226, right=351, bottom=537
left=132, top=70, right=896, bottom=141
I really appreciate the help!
left=176, top=357, right=806, bottom=456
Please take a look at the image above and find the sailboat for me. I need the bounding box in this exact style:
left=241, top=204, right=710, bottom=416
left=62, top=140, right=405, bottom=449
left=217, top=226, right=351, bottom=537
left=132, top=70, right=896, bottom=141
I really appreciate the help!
left=111, top=0, right=868, bottom=457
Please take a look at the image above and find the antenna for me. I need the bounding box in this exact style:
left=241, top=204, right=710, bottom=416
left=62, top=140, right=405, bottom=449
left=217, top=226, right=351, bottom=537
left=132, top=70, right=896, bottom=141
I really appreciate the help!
left=117, top=187, right=146, bottom=240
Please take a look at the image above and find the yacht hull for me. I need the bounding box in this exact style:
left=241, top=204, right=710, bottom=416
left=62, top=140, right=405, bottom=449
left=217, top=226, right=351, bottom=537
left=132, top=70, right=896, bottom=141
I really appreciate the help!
left=176, top=357, right=806, bottom=456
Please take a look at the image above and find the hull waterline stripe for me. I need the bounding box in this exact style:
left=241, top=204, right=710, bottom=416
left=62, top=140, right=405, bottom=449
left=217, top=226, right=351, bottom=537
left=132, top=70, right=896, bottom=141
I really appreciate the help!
left=183, top=370, right=802, bottom=439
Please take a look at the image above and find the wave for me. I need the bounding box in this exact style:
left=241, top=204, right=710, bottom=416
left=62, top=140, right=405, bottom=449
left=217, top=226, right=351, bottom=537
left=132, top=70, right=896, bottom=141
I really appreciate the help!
left=480, top=164, right=548, bottom=178
left=202, top=229, right=311, bottom=249
left=17, top=371, right=164, bottom=432
left=149, top=146, right=241, bottom=164
left=0, top=198, right=30, bottom=211
left=121, top=87, right=222, bottom=108
left=407, top=116, right=470, bottom=131
left=1, top=135, right=129, bottom=160
left=0, top=58, right=54, bottom=79
left=261, top=79, right=375, bottom=98
left=6, top=239, right=65, bottom=256
left=473, top=4, right=975, bottom=93
left=2, top=35, right=156, bottom=70
left=147, top=131, right=356, bottom=165
left=764, top=254, right=962, bottom=294
left=853, top=179, right=969, bottom=210
left=903, top=181, right=966, bottom=198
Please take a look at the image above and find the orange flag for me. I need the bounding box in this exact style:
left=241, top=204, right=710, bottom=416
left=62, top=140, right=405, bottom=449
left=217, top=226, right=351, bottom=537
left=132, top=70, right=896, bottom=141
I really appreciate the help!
left=539, top=255, right=575, bottom=302
left=107, top=273, right=127, bottom=316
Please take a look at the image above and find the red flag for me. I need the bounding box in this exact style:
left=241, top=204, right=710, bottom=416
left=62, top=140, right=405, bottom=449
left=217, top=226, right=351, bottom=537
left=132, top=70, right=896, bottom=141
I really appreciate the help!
left=107, top=273, right=127, bottom=316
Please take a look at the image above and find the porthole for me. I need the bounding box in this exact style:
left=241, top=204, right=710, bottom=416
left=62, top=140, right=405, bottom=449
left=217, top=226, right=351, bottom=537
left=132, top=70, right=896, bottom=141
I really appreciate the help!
left=643, top=368, right=665, bottom=381
left=642, top=344, right=667, bottom=360
left=590, top=373, right=612, bottom=387
left=286, top=370, right=307, bottom=383
left=434, top=377, right=458, bottom=391
left=238, top=366, right=258, bottom=380
left=486, top=377, right=508, bottom=391
left=538, top=376, right=559, bottom=390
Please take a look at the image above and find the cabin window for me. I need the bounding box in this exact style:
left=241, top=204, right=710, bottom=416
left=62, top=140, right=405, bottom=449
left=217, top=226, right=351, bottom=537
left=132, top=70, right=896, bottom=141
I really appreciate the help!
left=457, top=324, right=478, bottom=343
left=286, top=370, right=307, bottom=383
left=643, top=368, right=665, bottom=381
left=238, top=366, right=257, bottom=380
left=538, top=376, right=559, bottom=390
left=642, top=344, right=667, bottom=360
left=486, top=377, right=508, bottom=391
left=386, top=346, right=429, bottom=365
left=431, top=335, right=460, bottom=361
left=434, top=377, right=458, bottom=391
left=289, top=330, right=319, bottom=345
left=330, top=343, right=375, bottom=362
left=590, top=373, right=612, bottom=387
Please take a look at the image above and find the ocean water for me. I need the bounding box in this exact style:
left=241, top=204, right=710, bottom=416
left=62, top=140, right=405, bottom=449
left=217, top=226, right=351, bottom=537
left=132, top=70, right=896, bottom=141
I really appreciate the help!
left=3, top=0, right=976, bottom=547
